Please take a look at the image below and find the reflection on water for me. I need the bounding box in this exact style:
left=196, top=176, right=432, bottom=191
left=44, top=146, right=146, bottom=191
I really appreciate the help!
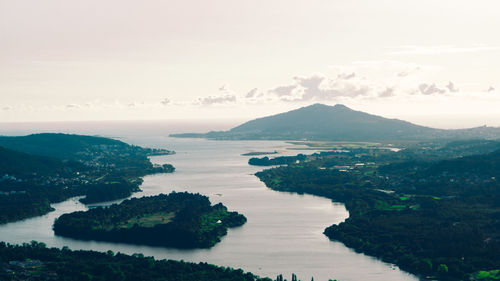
left=0, top=136, right=418, bottom=281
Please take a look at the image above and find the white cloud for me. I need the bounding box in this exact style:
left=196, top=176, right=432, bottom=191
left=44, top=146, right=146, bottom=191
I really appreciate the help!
left=65, top=104, right=80, bottom=109
left=245, top=88, right=259, bottom=98
left=337, top=72, right=356, bottom=80
left=379, top=87, right=395, bottom=97
left=389, top=45, right=500, bottom=55
left=248, top=70, right=481, bottom=104
left=418, top=83, right=446, bottom=95
left=198, top=95, right=236, bottom=105
left=446, top=81, right=459, bottom=93
left=269, top=85, right=297, bottom=97
left=266, top=74, right=373, bottom=102
left=161, top=98, right=171, bottom=105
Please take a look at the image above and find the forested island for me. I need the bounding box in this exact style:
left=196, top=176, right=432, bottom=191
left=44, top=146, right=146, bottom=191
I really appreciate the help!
left=248, top=154, right=306, bottom=166
left=53, top=192, right=247, bottom=248
left=255, top=139, right=500, bottom=281
left=242, top=151, right=278, bottom=156
left=0, top=133, right=175, bottom=225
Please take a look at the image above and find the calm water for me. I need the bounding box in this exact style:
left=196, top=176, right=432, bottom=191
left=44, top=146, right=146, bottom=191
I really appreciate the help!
left=0, top=125, right=418, bottom=281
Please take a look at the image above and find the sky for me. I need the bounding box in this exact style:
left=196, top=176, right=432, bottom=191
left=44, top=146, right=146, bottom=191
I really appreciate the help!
left=1, top=0, right=499, bottom=128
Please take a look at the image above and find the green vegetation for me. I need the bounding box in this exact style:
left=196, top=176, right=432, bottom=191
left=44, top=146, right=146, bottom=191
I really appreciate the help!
left=0, top=241, right=269, bottom=281
left=248, top=154, right=306, bottom=166
left=0, top=133, right=175, bottom=224
left=53, top=192, right=247, bottom=248
left=472, top=269, right=500, bottom=280
left=255, top=142, right=500, bottom=280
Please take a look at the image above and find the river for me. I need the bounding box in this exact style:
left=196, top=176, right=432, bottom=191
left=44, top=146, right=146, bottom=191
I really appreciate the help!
left=0, top=124, right=418, bottom=281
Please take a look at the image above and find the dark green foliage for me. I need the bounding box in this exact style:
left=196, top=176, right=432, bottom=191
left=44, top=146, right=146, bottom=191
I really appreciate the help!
left=0, top=242, right=265, bottom=281
left=0, top=133, right=174, bottom=224
left=248, top=154, right=306, bottom=166
left=0, top=133, right=171, bottom=161
left=78, top=180, right=141, bottom=204
left=53, top=192, right=247, bottom=248
left=255, top=145, right=500, bottom=280
left=0, top=146, right=71, bottom=176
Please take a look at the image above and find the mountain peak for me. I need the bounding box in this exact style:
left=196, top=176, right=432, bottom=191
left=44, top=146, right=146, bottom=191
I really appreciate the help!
left=303, top=103, right=351, bottom=111
left=333, top=104, right=349, bottom=109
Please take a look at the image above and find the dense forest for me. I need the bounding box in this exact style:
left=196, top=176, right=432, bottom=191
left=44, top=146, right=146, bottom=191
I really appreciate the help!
left=0, top=133, right=175, bottom=224
left=255, top=142, right=500, bottom=281
left=53, top=192, right=247, bottom=248
left=0, top=241, right=270, bottom=281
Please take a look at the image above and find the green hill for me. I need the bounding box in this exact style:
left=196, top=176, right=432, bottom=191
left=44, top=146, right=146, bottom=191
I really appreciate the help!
left=0, top=146, right=69, bottom=176
left=171, top=103, right=500, bottom=141
left=0, top=133, right=133, bottom=161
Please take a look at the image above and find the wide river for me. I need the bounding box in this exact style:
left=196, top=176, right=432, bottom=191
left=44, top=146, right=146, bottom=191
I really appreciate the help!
left=0, top=130, right=418, bottom=281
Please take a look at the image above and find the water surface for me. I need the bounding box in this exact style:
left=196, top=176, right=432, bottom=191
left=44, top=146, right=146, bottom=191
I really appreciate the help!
left=0, top=133, right=418, bottom=281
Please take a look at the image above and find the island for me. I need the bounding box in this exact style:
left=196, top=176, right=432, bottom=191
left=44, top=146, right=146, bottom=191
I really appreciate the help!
left=255, top=139, right=500, bottom=281
left=53, top=192, right=247, bottom=248
left=248, top=154, right=306, bottom=166
left=0, top=133, right=175, bottom=224
left=241, top=151, right=278, bottom=156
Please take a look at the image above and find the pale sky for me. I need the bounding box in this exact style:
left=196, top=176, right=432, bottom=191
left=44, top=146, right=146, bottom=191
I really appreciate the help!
left=1, top=0, right=499, bottom=128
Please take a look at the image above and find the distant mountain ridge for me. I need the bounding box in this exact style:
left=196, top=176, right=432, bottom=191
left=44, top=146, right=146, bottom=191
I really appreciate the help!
left=171, top=103, right=500, bottom=141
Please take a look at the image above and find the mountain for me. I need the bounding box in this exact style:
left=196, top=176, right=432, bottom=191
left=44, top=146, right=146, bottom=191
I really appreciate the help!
left=171, top=103, right=500, bottom=141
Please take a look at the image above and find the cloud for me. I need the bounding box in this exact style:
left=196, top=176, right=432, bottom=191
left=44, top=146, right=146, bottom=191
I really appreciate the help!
left=198, top=95, right=236, bottom=105
left=389, top=45, right=500, bottom=55
left=379, top=87, right=395, bottom=97
left=486, top=86, right=496, bottom=93
left=269, top=85, right=297, bottom=97
left=418, top=83, right=446, bottom=95
left=397, top=67, right=421, bottom=77
left=161, top=98, right=171, bottom=105
left=337, top=72, right=356, bottom=80
left=245, top=88, right=259, bottom=98
left=218, top=84, right=234, bottom=95
left=268, top=74, right=372, bottom=102
left=446, top=81, right=459, bottom=93
left=260, top=72, right=475, bottom=103
left=65, top=104, right=80, bottom=109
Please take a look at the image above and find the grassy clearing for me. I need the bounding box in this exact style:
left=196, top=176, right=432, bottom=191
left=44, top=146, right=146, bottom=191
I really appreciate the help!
left=473, top=269, right=500, bottom=280
left=374, top=200, right=408, bottom=211
left=101, top=212, right=176, bottom=230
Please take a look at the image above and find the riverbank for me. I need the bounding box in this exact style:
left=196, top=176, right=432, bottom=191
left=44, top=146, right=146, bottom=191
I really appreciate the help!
left=0, top=137, right=418, bottom=281
left=255, top=146, right=500, bottom=281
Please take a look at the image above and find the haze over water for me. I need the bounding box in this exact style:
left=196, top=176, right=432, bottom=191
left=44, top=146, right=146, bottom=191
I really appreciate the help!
left=0, top=122, right=418, bottom=281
